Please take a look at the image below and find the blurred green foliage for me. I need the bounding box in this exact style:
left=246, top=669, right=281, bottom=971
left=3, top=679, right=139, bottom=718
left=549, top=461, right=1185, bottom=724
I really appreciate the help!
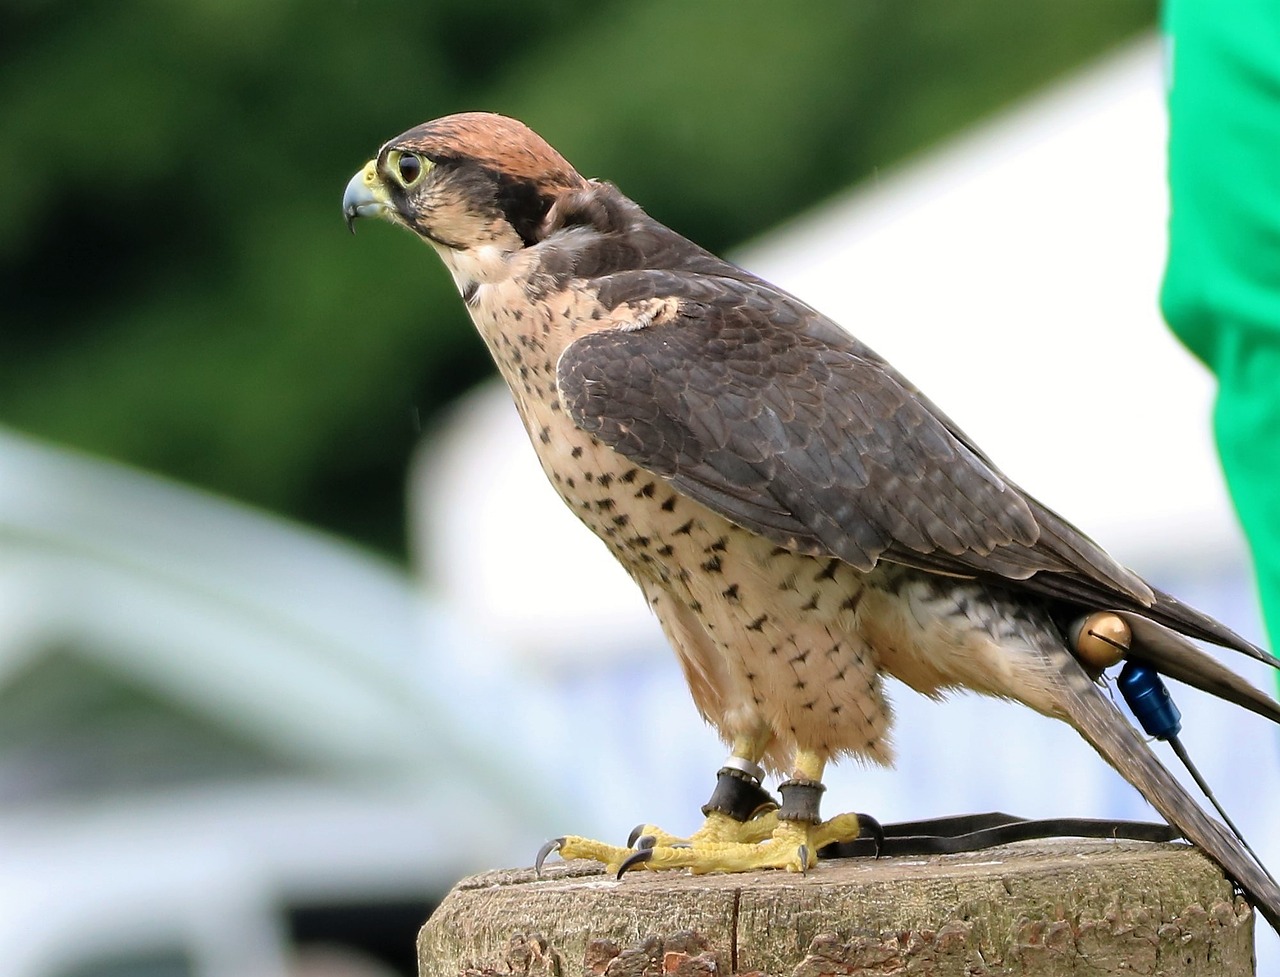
left=0, top=0, right=1155, bottom=556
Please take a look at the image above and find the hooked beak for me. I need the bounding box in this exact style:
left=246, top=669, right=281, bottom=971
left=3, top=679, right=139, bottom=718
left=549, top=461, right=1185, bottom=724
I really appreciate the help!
left=342, top=159, right=391, bottom=233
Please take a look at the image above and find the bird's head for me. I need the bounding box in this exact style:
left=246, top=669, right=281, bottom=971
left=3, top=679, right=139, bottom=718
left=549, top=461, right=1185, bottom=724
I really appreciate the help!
left=343, top=112, right=588, bottom=285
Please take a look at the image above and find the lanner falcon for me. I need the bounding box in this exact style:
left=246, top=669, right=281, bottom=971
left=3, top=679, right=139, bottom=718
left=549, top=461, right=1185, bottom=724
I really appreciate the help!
left=343, top=112, right=1280, bottom=931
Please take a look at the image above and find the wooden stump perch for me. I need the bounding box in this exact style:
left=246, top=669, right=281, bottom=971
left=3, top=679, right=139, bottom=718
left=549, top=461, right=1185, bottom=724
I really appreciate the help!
left=419, top=840, right=1255, bottom=977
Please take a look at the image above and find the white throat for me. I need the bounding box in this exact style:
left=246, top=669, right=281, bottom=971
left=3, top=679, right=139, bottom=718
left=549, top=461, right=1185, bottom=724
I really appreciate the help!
left=432, top=242, right=517, bottom=298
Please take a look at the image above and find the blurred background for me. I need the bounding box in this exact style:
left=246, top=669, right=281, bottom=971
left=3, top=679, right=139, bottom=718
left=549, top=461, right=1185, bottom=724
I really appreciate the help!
left=5, top=2, right=1278, bottom=975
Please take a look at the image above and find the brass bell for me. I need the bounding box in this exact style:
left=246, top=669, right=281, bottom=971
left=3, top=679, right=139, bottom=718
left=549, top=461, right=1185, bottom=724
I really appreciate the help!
left=1069, top=611, right=1131, bottom=670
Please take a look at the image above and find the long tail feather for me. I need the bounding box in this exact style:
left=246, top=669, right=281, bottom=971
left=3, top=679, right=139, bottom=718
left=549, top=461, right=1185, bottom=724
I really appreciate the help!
left=1115, top=611, right=1280, bottom=724
left=1051, top=651, right=1280, bottom=933
left=1145, top=588, right=1278, bottom=669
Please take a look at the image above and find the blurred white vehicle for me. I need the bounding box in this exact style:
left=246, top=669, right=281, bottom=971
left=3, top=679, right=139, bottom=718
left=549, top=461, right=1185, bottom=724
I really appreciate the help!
left=0, top=428, right=572, bottom=977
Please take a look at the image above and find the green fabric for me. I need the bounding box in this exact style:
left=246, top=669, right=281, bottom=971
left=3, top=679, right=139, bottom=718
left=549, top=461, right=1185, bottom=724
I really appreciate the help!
left=1161, top=0, right=1280, bottom=659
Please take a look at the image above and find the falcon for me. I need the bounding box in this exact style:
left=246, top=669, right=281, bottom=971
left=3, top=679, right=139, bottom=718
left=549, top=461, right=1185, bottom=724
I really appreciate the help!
left=343, top=112, right=1280, bottom=930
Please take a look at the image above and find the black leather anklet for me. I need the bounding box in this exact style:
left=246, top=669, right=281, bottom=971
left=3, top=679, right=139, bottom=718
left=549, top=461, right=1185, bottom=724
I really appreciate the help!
left=777, top=778, right=825, bottom=823
left=701, top=766, right=778, bottom=821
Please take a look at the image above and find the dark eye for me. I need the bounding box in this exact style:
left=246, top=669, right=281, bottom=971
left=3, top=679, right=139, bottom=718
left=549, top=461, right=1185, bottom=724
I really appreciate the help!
left=398, top=153, right=422, bottom=185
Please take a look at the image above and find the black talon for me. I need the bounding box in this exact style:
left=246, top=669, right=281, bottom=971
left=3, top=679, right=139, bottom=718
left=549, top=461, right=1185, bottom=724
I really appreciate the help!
left=858, top=813, right=886, bottom=858
left=627, top=823, right=649, bottom=848
left=616, top=847, right=653, bottom=879
left=535, top=837, right=564, bottom=876
left=797, top=844, right=810, bottom=875
left=632, top=834, right=657, bottom=851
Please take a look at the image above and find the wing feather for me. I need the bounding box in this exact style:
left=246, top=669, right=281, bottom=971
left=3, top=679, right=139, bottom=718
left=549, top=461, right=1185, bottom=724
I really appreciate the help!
left=557, top=269, right=1267, bottom=659
left=562, top=275, right=1106, bottom=580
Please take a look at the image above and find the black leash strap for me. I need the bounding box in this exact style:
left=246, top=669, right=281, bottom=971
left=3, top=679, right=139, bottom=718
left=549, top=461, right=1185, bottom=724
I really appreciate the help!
left=819, top=811, right=1182, bottom=859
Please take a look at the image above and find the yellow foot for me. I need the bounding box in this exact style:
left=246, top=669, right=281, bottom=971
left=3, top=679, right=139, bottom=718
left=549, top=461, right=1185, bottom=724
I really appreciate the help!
left=537, top=812, right=871, bottom=877
left=627, top=809, right=778, bottom=850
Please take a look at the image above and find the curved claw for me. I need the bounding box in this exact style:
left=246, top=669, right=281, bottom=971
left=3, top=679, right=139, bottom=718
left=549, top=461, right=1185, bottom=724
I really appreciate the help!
left=616, top=847, right=653, bottom=879
left=627, top=823, right=648, bottom=848
left=535, top=837, right=564, bottom=877
left=858, top=814, right=886, bottom=858
left=797, top=844, right=810, bottom=875
left=632, top=833, right=657, bottom=851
